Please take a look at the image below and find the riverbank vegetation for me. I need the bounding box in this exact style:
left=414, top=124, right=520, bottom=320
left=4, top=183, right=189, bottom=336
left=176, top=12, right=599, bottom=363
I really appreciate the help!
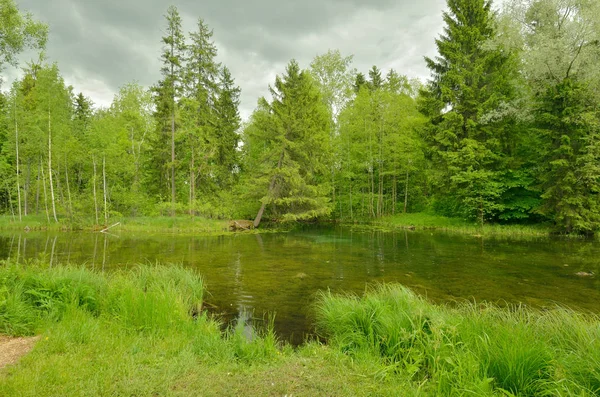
left=2, top=0, right=600, bottom=235
left=1, top=263, right=599, bottom=395
left=366, top=213, right=553, bottom=237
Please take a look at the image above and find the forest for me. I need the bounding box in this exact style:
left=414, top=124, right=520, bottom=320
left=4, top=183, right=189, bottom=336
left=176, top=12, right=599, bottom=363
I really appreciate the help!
left=1, top=0, right=600, bottom=234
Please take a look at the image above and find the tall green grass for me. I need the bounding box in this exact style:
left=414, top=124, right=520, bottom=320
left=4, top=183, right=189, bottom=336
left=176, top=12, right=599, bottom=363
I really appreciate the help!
left=315, top=284, right=600, bottom=395
left=0, top=262, right=281, bottom=357
left=1, top=263, right=411, bottom=396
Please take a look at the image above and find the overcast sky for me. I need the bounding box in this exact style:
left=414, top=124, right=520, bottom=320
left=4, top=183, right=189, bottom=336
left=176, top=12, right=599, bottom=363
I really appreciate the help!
left=6, top=0, right=451, bottom=119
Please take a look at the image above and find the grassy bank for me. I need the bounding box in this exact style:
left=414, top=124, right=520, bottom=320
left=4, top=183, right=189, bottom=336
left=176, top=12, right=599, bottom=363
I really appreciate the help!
left=1, top=264, right=599, bottom=395
left=0, top=215, right=231, bottom=235
left=0, top=215, right=294, bottom=236
left=0, top=263, right=408, bottom=396
left=353, top=213, right=556, bottom=238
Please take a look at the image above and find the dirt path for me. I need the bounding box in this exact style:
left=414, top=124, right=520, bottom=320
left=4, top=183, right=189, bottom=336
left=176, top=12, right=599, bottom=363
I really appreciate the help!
left=0, top=335, right=40, bottom=370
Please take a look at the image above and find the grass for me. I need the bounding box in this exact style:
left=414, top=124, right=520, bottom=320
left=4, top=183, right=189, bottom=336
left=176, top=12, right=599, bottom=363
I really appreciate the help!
left=0, top=214, right=294, bottom=236
left=350, top=212, right=557, bottom=238
left=2, top=263, right=600, bottom=395
left=315, top=284, right=600, bottom=396
left=0, top=215, right=232, bottom=235
left=0, top=263, right=413, bottom=396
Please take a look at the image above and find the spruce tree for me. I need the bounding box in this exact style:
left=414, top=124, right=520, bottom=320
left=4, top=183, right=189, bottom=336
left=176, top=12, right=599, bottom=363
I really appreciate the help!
left=180, top=17, right=220, bottom=203
left=214, top=66, right=241, bottom=188
left=244, top=60, right=331, bottom=227
left=149, top=5, right=185, bottom=210
left=368, top=66, right=383, bottom=91
left=354, top=73, right=367, bottom=93
left=536, top=79, right=600, bottom=234
left=421, top=0, right=518, bottom=222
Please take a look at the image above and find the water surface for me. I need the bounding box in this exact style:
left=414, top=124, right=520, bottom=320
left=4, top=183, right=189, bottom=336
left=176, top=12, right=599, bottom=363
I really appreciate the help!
left=1, top=226, right=599, bottom=345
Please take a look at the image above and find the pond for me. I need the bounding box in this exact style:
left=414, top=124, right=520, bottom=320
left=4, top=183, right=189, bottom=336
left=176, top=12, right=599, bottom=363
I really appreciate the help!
left=1, top=226, right=599, bottom=345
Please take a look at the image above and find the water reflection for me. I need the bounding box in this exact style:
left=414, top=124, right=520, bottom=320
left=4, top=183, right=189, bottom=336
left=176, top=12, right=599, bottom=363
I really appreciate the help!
left=0, top=227, right=599, bottom=345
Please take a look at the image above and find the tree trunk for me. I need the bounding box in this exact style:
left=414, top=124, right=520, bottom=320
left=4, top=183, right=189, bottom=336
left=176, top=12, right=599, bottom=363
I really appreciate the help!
left=393, top=174, right=397, bottom=215
left=14, top=101, right=21, bottom=222
left=254, top=150, right=285, bottom=228
left=479, top=195, right=484, bottom=229
left=189, top=148, right=194, bottom=216
left=65, top=155, right=73, bottom=221
left=24, top=160, right=30, bottom=216
left=103, top=155, right=108, bottom=226
left=6, top=183, right=15, bottom=222
left=370, top=168, right=375, bottom=218
left=170, top=33, right=176, bottom=217
left=349, top=183, right=353, bottom=220
left=57, top=161, right=65, bottom=208
left=35, top=161, right=40, bottom=215
left=93, top=156, right=99, bottom=225
left=48, top=110, right=58, bottom=223
left=377, top=116, right=384, bottom=218
left=171, top=112, right=176, bottom=216
left=404, top=167, right=409, bottom=214
left=40, top=158, right=50, bottom=223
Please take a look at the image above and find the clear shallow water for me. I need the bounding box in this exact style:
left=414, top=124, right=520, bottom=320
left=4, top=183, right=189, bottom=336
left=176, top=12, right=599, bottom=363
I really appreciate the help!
left=1, top=226, right=600, bottom=345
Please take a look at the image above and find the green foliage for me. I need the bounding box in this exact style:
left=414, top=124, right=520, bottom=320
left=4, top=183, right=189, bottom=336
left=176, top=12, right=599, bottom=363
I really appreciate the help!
left=0, top=0, right=47, bottom=70
left=536, top=78, right=600, bottom=234
left=309, top=49, right=355, bottom=124
left=337, top=75, right=426, bottom=220
left=242, top=60, right=332, bottom=224
left=2, top=1, right=600, bottom=231
left=421, top=0, right=523, bottom=223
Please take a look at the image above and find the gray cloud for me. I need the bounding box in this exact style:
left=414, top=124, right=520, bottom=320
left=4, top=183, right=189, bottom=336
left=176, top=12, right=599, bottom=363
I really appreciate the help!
left=9, top=0, right=447, bottom=118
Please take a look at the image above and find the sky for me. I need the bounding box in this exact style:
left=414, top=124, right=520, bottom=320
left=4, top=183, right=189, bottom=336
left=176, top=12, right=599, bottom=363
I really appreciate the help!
left=6, top=0, right=450, bottom=119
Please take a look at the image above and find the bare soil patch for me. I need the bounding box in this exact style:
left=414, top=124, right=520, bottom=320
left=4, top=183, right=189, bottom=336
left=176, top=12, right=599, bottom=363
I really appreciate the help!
left=0, top=335, right=40, bottom=370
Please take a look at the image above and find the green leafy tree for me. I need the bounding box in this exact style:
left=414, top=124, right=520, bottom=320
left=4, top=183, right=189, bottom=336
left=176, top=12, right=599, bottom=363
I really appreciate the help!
left=0, top=0, right=47, bottom=72
left=309, top=50, right=356, bottom=125
left=309, top=50, right=356, bottom=217
left=110, top=83, right=154, bottom=216
left=337, top=78, right=426, bottom=220
left=506, top=0, right=600, bottom=233
left=5, top=63, right=73, bottom=221
left=536, top=79, right=600, bottom=234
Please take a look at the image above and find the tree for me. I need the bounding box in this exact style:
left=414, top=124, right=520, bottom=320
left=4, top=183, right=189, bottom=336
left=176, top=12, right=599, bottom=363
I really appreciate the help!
left=367, top=66, right=383, bottom=91
left=309, top=50, right=356, bottom=217
left=213, top=66, right=241, bottom=189
left=110, top=83, right=154, bottom=215
left=309, top=50, right=355, bottom=125
left=506, top=0, right=600, bottom=233
left=536, top=79, right=600, bottom=234
left=150, top=5, right=186, bottom=212
left=180, top=17, right=220, bottom=208
left=337, top=76, right=426, bottom=220
left=354, top=73, right=367, bottom=93
left=242, top=60, right=332, bottom=227
left=0, top=0, right=47, bottom=72
left=421, top=0, right=519, bottom=223
left=5, top=63, right=73, bottom=221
